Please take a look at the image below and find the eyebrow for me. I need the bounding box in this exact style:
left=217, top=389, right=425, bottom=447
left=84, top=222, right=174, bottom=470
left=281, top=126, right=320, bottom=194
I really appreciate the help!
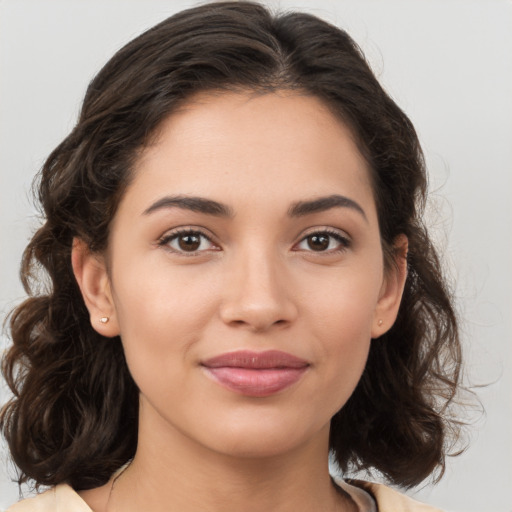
left=143, top=195, right=234, bottom=217
left=288, top=194, right=367, bottom=221
left=143, top=193, right=367, bottom=221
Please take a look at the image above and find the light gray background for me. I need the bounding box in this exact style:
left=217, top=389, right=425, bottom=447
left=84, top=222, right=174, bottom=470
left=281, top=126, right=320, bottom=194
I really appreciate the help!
left=1, top=1, right=511, bottom=510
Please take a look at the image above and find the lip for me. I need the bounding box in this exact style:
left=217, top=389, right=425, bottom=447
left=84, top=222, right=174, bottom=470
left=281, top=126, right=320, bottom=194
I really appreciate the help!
left=201, top=350, right=309, bottom=397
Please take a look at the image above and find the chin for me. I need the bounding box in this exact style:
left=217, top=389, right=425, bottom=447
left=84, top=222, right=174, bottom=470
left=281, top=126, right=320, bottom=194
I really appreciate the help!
left=200, top=412, right=329, bottom=460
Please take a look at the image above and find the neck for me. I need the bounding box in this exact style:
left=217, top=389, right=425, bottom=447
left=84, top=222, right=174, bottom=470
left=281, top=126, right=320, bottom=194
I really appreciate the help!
left=107, top=409, right=353, bottom=512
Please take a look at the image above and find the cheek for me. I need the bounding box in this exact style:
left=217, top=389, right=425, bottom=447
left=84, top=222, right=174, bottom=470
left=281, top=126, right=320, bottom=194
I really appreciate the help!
left=110, top=260, right=220, bottom=374
left=304, top=265, right=381, bottom=343
left=113, top=251, right=217, bottom=327
left=301, top=268, right=381, bottom=403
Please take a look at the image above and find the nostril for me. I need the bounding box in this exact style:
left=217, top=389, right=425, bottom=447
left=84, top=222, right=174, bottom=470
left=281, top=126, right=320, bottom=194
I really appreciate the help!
left=226, top=317, right=290, bottom=331
left=219, top=286, right=299, bottom=331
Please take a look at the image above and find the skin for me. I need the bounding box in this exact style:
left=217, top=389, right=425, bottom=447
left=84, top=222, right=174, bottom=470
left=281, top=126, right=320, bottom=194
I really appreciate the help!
left=73, top=91, right=407, bottom=512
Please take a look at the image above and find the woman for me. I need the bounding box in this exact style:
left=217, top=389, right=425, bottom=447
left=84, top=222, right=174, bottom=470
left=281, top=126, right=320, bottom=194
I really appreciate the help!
left=1, top=2, right=462, bottom=511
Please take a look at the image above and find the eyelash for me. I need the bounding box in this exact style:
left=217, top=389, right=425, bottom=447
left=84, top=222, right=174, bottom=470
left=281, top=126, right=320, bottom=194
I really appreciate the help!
left=158, top=228, right=219, bottom=256
left=295, top=229, right=351, bottom=254
left=157, top=227, right=351, bottom=256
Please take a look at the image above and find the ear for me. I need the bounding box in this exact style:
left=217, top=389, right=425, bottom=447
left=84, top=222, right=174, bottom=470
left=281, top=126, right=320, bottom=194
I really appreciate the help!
left=71, top=238, right=120, bottom=337
left=371, top=234, right=408, bottom=339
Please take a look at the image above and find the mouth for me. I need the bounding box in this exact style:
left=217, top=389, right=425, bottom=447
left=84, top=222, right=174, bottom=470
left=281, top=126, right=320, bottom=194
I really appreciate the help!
left=201, top=350, right=309, bottom=397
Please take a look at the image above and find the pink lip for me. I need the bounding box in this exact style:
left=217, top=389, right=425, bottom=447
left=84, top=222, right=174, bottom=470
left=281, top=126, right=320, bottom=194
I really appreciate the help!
left=201, top=350, right=309, bottom=397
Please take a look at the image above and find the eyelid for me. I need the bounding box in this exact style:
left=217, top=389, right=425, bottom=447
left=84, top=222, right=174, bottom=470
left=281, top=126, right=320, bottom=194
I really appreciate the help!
left=157, top=226, right=220, bottom=255
left=156, top=225, right=351, bottom=256
left=293, top=227, right=352, bottom=253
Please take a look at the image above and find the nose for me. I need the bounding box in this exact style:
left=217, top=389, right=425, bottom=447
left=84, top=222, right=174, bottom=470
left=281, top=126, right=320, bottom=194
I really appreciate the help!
left=219, top=249, right=298, bottom=332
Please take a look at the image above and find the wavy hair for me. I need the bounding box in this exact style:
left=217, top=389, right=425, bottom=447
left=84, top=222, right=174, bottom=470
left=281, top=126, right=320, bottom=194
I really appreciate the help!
left=1, top=1, right=462, bottom=491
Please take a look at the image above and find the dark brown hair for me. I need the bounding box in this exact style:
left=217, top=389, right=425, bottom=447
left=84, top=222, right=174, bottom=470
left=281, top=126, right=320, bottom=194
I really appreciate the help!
left=1, top=1, right=462, bottom=491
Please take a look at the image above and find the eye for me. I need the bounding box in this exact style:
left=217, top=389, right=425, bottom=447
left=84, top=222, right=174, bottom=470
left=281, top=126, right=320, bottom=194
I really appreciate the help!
left=295, top=230, right=350, bottom=253
left=159, top=229, right=218, bottom=254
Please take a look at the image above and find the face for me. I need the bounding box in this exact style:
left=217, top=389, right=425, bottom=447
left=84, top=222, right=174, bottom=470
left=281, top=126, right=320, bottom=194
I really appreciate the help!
left=78, top=91, right=405, bottom=460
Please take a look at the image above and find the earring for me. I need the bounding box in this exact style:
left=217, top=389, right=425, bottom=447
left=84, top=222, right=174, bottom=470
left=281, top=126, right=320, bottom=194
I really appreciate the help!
left=100, top=316, right=110, bottom=324
left=377, top=319, right=383, bottom=326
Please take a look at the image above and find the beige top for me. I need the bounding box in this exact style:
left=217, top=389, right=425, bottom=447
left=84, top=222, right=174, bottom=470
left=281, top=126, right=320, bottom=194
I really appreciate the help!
left=5, top=479, right=443, bottom=512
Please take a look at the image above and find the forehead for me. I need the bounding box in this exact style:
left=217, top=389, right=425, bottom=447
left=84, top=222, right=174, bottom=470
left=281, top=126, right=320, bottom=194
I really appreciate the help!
left=126, top=91, right=376, bottom=217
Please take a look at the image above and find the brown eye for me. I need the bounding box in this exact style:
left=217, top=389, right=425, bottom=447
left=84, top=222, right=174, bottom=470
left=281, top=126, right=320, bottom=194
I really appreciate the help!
left=307, top=234, right=330, bottom=251
left=295, top=230, right=350, bottom=253
left=161, top=230, right=216, bottom=254
left=178, top=234, right=201, bottom=252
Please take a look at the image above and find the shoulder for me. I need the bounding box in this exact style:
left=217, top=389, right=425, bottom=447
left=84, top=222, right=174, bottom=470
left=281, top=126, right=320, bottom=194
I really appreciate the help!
left=6, top=485, right=92, bottom=512
left=6, top=479, right=444, bottom=512
left=340, top=479, right=445, bottom=512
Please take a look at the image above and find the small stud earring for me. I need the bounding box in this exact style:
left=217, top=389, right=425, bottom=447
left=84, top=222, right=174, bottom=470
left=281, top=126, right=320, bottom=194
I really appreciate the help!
left=377, top=319, right=383, bottom=326
left=100, top=317, right=110, bottom=324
